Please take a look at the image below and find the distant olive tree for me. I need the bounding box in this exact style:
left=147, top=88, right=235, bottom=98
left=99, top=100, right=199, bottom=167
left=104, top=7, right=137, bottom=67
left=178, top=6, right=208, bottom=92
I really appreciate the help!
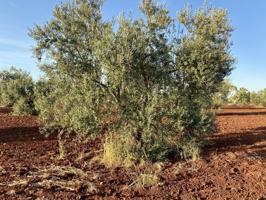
left=30, top=0, right=234, bottom=166
left=250, top=91, right=261, bottom=106
left=231, top=87, right=251, bottom=105
left=249, top=89, right=266, bottom=106
left=212, top=79, right=237, bottom=108
left=215, top=85, right=266, bottom=107
left=0, top=67, right=36, bottom=115
left=257, top=89, right=266, bottom=106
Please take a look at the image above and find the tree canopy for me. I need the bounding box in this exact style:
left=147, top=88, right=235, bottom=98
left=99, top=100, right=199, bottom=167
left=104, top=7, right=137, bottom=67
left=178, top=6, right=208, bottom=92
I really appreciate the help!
left=29, top=0, right=235, bottom=165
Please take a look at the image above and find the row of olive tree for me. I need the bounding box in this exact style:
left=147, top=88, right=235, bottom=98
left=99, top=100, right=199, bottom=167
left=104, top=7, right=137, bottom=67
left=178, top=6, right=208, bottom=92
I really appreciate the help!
left=213, top=80, right=266, bottom=107
left=1, top=0, right=235, bottom=166
left=232, top=88, right=266, bottom=106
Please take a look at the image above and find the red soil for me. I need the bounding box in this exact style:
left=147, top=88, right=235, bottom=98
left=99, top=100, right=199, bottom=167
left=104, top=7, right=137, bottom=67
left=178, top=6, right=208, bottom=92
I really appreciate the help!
left=0, top=108, right=265, bottom=199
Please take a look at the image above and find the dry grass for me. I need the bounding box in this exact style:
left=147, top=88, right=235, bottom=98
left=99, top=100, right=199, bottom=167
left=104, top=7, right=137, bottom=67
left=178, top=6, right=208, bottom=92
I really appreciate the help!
left=124, top=162, right=163, bottom=189
left=179, top=138, right=200, bottom=161
left=102, top=133, right=139, bottom=168
left=129, top=173, right=159, bottom=189
left=4, top=165, right=96, bottom=194
left=137, top=173, right=158, bottom=188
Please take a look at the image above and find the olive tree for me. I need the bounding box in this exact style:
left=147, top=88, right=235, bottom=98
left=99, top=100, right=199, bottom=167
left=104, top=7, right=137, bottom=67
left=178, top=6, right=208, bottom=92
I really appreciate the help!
left=248, top=89, right=266, bottom=106
left=212, top=79, right=237, bottom=107
left=257, top=89, right=266, bottom=106
left=231, top=87, right=251, bottom=105
left=0, top=67, right=36, bottom=115
left=30, top=0, right=234, bottom=166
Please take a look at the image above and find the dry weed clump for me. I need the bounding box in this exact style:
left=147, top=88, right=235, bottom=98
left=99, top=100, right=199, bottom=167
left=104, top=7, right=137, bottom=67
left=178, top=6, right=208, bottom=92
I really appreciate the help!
left=134, top=173, right=159, bottom=188
left=102, top=133, right=140, bottom=168
left=123, top=162, right=163, bottom=189
left=4, top=165, right=96, bottom=195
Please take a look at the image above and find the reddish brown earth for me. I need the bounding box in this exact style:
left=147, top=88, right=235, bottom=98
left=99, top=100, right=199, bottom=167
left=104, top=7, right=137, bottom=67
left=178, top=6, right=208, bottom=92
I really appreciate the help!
left=0, top=107, right=265, bottom=199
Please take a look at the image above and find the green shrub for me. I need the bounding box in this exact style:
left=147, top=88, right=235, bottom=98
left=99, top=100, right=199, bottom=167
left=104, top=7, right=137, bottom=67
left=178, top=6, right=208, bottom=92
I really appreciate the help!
left=0, top=67, right=36, bottom=115
left=30, top=0, right=234, bottom=166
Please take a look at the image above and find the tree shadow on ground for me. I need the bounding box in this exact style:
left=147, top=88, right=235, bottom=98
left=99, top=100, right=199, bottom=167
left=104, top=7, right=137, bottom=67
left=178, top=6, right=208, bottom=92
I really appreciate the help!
left=0, top=127, right=57, bottom=143
left=204, top=126, right=266, bottom=161
left=0, top=107, right=12, bottom=114
left=217, top=111, right=266, bottom=116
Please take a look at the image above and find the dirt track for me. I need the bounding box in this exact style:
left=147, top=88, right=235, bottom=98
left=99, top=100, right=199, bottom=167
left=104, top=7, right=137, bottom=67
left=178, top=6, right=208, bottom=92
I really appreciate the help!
left=0, top=108, right=265, bottom=199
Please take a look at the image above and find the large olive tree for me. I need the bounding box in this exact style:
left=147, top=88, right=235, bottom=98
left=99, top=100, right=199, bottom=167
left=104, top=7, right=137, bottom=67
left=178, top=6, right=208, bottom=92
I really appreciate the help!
left=30, top=0, right=234, bottom=165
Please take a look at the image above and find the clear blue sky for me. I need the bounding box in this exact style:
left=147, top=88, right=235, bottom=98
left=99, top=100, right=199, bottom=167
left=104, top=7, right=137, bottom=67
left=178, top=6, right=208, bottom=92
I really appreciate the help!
left=0, top=0, right=265, bottom=91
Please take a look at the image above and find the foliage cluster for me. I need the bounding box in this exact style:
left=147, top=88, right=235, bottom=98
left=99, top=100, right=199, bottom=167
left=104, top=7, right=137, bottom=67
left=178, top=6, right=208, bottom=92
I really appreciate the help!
left=0, top=67, right=36, bottom=115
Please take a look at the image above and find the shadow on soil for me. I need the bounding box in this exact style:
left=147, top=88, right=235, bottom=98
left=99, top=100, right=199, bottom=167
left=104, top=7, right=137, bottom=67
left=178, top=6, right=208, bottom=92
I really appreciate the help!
left=0, top=108, right=57, bottom=143
left=0, top=127, right=57, bottom=143
left=217, top=111, right=266, bottom=116
left=0, top=107, right=12, bottom=114
left=205, top=126, right=266, bottom=161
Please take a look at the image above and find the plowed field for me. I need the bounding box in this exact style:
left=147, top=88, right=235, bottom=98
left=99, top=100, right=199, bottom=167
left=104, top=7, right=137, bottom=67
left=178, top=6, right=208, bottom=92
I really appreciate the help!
left=0, top=107, right=265, bottom=199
